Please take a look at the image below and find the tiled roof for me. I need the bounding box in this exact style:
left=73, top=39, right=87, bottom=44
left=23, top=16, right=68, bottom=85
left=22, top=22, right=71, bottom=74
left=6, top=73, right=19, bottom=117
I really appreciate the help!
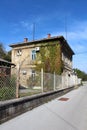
left=9, top=36, right=64, bottom=47
left=9, top=35, right=74, bottom=55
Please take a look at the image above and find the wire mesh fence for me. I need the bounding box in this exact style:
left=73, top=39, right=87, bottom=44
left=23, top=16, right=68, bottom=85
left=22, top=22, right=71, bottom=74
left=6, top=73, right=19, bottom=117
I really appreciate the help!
left=18, top=69, right=62, bottom=97
left=19, top=70, right=42, bottom=97
left=0, top=67, right=16, bottom=101
left=18, top=68, right=81, bottom=98
left=0, top=67, right=81, bottom=101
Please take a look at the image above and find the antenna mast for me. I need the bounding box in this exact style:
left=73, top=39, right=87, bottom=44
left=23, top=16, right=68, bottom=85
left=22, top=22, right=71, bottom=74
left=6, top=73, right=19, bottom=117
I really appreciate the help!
left=65, top=16, right=67, bottom=41
left=33, top=23, right=35, bottom=41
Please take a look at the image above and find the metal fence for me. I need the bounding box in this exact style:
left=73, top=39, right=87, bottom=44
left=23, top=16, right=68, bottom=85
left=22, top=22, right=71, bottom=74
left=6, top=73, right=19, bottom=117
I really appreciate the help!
left=18, top=68, right=81, bottom=98
left=0, top=67, right=16, bottom=101
left=0, top=67, right=81, bottom=101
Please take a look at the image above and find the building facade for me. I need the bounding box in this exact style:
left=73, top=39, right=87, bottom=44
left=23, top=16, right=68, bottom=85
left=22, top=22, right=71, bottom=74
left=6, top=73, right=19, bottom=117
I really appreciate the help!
left=10, top=35, right=74, bottom=88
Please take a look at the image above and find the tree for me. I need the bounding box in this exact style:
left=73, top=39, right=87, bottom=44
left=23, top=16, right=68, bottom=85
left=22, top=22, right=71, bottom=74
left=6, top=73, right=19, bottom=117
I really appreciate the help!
left=4, top=51, right=11, bottom=62
left=0, top=43, right=6, bottom=58
left=0, top=43, right=11, bottom=61
left=74, top=68, right=87, bottom=81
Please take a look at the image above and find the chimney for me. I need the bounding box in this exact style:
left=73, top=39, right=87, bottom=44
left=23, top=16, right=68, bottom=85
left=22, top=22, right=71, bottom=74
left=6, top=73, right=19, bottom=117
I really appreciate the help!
left=47, top=34, right=51, bottom=38
left=24, top=38, right=28, bottom=43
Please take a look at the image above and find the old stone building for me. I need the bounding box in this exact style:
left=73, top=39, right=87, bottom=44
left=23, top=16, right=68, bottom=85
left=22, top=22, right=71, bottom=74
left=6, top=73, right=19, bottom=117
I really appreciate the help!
left=10, top=35, right=74, bottom=88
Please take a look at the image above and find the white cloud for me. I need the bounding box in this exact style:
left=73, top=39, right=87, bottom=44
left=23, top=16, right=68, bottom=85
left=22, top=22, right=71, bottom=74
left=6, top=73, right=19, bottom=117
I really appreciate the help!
left=53, top=21, right=87, bottom=40
left=20, top=21, right=32, bottom=30
left=51, top=20, right=87, bottom=53
left=68, top=20, right=87, bottom=40
left=51, top=20, right=87, bottom=72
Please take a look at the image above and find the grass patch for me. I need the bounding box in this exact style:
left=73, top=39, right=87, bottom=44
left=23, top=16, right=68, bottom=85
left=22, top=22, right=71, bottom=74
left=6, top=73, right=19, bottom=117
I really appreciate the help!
left=19, top=89, right=41, bottom=97
left=0, top=87, right=16, bottom=100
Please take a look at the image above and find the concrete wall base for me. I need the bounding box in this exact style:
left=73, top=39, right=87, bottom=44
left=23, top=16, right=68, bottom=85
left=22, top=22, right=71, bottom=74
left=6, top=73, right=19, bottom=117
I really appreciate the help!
left=0, top=86, right=75, bottom=124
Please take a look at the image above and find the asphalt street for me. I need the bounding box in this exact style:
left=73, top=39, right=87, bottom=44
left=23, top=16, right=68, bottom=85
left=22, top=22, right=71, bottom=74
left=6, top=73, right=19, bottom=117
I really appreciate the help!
left=0, top=85, right=87, bottom=130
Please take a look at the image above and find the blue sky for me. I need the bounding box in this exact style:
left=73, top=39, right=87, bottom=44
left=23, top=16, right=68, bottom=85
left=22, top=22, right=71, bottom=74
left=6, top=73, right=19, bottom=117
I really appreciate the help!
left=0, top=0, right=87, bottom=73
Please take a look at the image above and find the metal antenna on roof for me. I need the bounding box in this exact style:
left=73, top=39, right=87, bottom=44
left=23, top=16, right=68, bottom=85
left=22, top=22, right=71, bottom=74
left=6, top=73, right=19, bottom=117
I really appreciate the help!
left=33, top=23, right=35, bottom=41
left=65, top=16, right=67, bottom=41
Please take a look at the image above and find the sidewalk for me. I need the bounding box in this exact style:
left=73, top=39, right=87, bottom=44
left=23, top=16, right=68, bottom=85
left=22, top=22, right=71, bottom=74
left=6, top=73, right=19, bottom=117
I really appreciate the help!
left=0, top=86, right=87, bottom=130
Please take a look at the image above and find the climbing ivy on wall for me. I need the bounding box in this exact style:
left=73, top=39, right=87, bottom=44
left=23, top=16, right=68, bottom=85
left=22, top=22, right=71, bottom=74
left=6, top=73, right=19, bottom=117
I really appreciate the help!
left=35, top=41, right=63, bottom=75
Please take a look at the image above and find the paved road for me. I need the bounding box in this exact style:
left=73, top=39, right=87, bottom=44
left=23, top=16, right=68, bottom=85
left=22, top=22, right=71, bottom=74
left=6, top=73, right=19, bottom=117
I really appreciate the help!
left=0, top=85, right=87, bottom=130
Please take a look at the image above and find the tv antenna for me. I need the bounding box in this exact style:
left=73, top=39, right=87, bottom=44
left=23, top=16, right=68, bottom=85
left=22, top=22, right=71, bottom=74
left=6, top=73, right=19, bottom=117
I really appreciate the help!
left=33, top=23, right=35, bottom=41
left=65, top=16, right=67, bottom=41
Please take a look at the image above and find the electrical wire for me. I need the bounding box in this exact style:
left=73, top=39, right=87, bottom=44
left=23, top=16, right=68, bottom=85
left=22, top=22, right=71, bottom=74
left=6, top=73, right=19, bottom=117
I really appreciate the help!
left=75, top=51, right=87, bottom=55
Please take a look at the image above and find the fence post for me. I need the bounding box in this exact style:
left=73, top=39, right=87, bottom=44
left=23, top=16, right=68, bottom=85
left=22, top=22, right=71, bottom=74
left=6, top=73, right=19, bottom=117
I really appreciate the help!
left=75, top=75, right=78, bottom=88
left=16, top=64, right=20, bottom=98
left=54, top=72, right=56, bottom=91
left=67, top=74, right=68, bottom=88
left=41, top=68, right=43, bottom=93
left=62, top=75, right=63, bottom=89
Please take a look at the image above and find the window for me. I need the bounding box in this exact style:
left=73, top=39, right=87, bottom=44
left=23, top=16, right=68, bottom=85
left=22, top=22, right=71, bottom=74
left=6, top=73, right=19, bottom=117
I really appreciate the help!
left=17, top=49, right=22, bottom=56
left=31, top=70, right=36, bottom=81
left=22, top=70, right=27, bottom=75
left=32, top=50, right=36, bottom=60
